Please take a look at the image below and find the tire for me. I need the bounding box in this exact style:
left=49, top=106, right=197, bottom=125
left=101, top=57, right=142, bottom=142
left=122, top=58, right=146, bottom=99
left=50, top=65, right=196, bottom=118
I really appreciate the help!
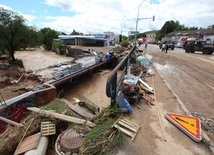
left=185, top=49, right=190, bottom=53
left=171, top=47, right=174, bottom=50
left=202, top=49, right=209, bottom=55
left=190, top=50, right=195, bottom=53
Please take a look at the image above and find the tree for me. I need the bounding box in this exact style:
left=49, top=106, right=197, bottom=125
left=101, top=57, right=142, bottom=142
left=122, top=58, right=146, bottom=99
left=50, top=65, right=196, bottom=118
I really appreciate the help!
left=39, top=27, right=59, bottom=50
left=155, top=20, right=199, bottom=41
left=0, top=8, right=27, bottom=61
left=70, top=29, right=83, bottom=35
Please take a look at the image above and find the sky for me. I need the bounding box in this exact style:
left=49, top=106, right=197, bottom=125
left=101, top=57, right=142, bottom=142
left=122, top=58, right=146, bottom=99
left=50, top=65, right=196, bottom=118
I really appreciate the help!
left=0, top=0, right=214, bottom=36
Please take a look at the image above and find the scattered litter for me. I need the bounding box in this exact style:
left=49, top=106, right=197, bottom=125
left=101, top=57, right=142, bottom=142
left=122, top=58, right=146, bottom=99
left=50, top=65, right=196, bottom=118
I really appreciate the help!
left=112, top=117, right=140, bottom=140
left=116, top=91, right=132, bottom=113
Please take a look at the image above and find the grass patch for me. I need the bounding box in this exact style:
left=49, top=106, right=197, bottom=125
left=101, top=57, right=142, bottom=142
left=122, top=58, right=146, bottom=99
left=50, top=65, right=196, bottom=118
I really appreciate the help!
left=81, top=106, right=122, bottom=155
left=41, top=98, right=74, bottom=116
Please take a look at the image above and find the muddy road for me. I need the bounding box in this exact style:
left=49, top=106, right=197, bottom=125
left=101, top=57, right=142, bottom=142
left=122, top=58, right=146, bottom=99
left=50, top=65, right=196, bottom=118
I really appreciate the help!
left=148, top=45, right=214, bottom=117
left=148, top=45, right=214, bottom=142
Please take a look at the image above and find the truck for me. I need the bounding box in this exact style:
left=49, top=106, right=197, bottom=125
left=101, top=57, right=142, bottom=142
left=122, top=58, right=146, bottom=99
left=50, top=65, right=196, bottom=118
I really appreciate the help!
left=183, top=40, right=214, bottom=55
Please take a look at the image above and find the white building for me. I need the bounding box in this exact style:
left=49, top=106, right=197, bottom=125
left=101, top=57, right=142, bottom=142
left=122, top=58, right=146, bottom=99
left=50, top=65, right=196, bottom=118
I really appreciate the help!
left=103, top=32, right=116, bottom=46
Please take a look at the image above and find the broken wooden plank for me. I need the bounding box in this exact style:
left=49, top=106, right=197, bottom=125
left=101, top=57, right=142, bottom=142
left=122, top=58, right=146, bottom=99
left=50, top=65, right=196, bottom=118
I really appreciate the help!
left=14, top=132, right=41, bottom=155
left=27, top=107, right=95, bottom=127
left=138, top=78, right=154, bottom=94
left=14, top=118, right=35, bottom=155
left=0, top=116, right=23, bottom=127
left=61, top=99, right=96, bottom=120
left=78, top=93, right=100, bottom=115
left=140, top=92, right=155, bottom=105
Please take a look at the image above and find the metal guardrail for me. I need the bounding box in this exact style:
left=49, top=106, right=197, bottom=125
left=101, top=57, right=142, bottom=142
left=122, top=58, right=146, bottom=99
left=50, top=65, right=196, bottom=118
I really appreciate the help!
left=106, top=46, right=137, bottom=106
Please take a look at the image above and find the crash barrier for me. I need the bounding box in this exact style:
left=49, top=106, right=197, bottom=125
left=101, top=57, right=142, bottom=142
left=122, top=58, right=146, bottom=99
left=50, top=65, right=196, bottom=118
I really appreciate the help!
left=106, top=46, right=137, bottom=106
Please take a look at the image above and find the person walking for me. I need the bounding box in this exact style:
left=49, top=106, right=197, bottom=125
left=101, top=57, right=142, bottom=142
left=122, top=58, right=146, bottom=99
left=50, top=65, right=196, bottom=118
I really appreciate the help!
left=145, top=41, right=148, bottom=49
left=165, top=44, right=168, bottom=53
left=161, top=43, right=166, bottom=52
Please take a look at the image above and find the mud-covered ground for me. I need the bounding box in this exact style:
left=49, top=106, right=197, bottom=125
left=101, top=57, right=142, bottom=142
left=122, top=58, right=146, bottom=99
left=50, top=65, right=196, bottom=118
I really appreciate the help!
left=0, top=45, right=213, bottom=154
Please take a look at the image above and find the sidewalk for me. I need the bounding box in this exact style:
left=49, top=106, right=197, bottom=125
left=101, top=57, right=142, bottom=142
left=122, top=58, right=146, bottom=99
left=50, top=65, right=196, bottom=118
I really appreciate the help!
left=108, top=65, right=212, bottom=155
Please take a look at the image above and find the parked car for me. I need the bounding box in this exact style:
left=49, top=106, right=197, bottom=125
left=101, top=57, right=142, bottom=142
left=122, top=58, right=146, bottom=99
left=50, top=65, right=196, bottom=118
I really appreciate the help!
left=175, top=42, right=183, bottom=48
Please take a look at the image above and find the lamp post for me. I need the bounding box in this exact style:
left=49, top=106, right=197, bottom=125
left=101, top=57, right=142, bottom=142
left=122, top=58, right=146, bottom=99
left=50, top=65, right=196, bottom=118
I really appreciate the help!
left=135, top=0, right=146, bottom=43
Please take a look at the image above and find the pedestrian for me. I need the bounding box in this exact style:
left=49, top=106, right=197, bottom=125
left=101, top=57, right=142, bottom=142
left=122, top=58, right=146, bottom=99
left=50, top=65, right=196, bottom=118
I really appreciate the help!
left=145, top=41, right=148, bottom=49
left=161, top=43, right=166, bottom=52
left=165, top=44, right=168, bottom=53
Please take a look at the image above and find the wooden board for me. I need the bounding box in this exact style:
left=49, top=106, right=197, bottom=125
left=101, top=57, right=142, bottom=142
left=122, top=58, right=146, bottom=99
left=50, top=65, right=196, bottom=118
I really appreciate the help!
left=61, top=99, right=96, bottom=120
left=78, top=93, right=100, bottom=115
left=15, top=132, right=41, bottom=155
left=113, top=117, right=140, bottom=140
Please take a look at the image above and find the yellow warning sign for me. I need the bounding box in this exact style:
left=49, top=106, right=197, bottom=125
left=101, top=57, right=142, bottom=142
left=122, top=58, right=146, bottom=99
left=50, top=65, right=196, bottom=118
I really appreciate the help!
left=165, top=113, right=202, bottom=142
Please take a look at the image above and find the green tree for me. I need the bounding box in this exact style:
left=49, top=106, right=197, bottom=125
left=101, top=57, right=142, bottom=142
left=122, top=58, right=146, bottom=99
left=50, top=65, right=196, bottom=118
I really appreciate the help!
left=39, top=27, right=59, bottom=50
left=0, top=8, right=27, bottom=61
left=70, top=29, right=83, bottom=35
left=155, top=20, right=199, bottom=41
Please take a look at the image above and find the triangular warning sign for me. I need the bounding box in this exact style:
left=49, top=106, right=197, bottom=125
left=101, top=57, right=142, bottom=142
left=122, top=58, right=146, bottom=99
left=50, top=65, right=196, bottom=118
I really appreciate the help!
left=165, top=112, right=202, bottom=142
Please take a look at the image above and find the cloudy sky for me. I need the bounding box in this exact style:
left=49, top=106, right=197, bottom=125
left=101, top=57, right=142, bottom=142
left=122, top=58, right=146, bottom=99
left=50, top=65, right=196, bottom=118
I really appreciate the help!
left=0, top=0, right=214, bottom=36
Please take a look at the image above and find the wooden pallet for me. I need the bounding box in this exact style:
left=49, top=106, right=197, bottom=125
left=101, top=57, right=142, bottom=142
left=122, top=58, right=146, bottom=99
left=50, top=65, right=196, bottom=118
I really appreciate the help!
left=112, top=117, right=140, bottom=140
left=41, top=121, right=56, bottom=136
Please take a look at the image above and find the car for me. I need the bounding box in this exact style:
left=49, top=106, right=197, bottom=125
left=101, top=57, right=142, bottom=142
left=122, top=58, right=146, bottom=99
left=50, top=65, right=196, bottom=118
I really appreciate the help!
left=183, top=40, right=214, bottom=55
left=164, top=41, right=175, bottom=50
left=175, top=42, right=183, bottom=48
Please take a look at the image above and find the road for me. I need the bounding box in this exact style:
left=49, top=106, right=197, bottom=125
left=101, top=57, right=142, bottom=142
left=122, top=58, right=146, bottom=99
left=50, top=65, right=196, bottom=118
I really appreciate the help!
left=149, top=45, right=214, bottom=141
left=149, top=45, right=214, bottom=116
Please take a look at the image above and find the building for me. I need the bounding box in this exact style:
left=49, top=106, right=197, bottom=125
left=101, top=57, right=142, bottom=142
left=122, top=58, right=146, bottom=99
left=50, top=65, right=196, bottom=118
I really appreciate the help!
left=165, top=28, right=214, bottom=44
left=103, top=32, right=116, bottom=46
left=146, top=30, right=158, bottom=43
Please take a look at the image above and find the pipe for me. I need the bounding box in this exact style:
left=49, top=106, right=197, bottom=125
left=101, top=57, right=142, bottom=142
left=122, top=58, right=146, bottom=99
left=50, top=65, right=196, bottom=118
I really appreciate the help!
left=24, top=136, right=49, bottom=155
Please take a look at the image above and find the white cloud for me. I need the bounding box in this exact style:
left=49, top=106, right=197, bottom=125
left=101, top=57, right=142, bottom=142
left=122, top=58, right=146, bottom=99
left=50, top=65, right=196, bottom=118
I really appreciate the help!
left=2, top=0, right=214, bottom=35
left=22, top=14, right=37, bottom=22
left=0, top=4, right=12, bottom=10
left=42, top=0, right=214, bottom=35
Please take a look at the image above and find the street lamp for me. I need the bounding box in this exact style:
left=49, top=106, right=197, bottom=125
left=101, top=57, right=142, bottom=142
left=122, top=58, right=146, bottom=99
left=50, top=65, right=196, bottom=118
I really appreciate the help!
left=135, top=0, right=146, bottom=43
left=134, top=0, right=155, bottom=44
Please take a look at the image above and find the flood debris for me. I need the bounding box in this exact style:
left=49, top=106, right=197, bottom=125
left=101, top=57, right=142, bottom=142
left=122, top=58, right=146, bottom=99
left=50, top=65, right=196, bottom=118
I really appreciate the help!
left=61, top=99, right=96, bottom=121
left=27, top=107, right=95, bottom=127
left=41, top=121, right=56, bottom=136
left=55, top=128, right=83, bottom=155
left=112, top=117, right=140, bottom=140
left=77, top=93, right=100, bottom=115
left=14, top=132, right=41, bottom=155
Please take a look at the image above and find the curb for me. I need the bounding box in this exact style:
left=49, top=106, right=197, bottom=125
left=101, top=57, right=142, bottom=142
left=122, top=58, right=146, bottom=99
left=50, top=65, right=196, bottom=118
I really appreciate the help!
left=154, top=66, right=214, bottom=154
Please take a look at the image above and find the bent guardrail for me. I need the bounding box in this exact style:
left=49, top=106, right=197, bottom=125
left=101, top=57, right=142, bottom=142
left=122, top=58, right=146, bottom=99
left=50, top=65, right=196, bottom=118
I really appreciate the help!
left=106, top=46, right=137, bottom=106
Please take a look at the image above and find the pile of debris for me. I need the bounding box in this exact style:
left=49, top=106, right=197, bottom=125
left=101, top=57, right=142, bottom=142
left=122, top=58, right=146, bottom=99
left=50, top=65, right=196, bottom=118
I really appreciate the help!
left=0, top=96, right=122, bottom=155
